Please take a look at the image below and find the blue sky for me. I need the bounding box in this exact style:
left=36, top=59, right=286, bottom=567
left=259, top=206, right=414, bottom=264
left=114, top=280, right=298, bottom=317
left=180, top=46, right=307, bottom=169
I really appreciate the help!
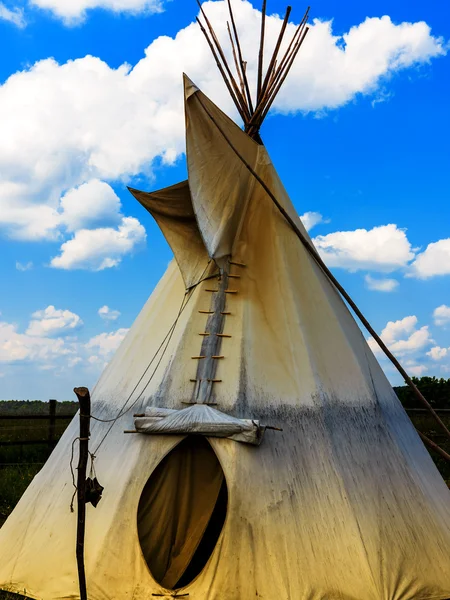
left=0, top=0, right=449, bottom=400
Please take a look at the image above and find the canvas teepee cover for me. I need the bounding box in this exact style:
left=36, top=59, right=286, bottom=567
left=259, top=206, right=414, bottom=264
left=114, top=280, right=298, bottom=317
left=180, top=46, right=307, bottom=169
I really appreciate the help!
left=0, top=76, right=449, bottom=600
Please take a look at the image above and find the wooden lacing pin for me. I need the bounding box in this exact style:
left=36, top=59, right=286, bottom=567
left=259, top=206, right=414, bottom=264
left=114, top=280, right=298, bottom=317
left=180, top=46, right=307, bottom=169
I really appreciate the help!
left=207, top=379, right=222, bottom=383
left=224, top=290, right=238, bottom=294
left=152, top=593, right=189, bottom=598
left=221, top=311, right=232, bottom=315
left=229, top=260, right=246, bottom=267
left=199, top=310, right=215, bottom=314
left=189, top=379, right=198, bottom=383
left=212, top=355, right=225, bottom=359
left=216, top=333, right=231, bottom=338
left=182, top=401, right=217, bottom=406
left=191, top=356, right=206, bottom=359
left=205, top=289, right=219, bottom=293
left=199, top=332, right=210, bottom=336
left=228, top=274, right=241, bottom=279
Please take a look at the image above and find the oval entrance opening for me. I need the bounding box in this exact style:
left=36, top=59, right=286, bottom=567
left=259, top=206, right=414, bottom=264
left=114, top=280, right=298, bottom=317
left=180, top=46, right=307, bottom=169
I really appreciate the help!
left=137, top=436, right=228, bottom=589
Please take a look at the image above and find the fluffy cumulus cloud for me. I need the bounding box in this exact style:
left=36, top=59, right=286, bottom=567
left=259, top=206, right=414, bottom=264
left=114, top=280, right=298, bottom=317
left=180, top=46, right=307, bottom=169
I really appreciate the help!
left=368, top=315, right=432, bottom=357
left=50, top=216, right=146, bottom=270
left=427, top=346, right=449, bottom=361
left=0, top=305, right=128, bottom=376
left=31, top=0, right=163, bottom=23
left=402, top=360, right=428, bottom=377
left=0, top=1, right=446, bottom=267
left=0, top=2, right=25, bottom=27
left=26, top=305, right=83, bottom=337
left=59, top=179, right=122, bottom=232
left=409, top=238, right=450, bottom=279
left=98, top=305, right=121, bottom=321
left=300, top=211, right=328, bottom=232
left=367, top=313, right=450, bottom=379
left=85, top=328, right=129, bottom=366
left=364, top=274, right=399, bottom=292
left=0, top=320, right=72, bottom=365
left=313, top=224, right=414, bottom=272
left=434, top=305, right=450, bottom=327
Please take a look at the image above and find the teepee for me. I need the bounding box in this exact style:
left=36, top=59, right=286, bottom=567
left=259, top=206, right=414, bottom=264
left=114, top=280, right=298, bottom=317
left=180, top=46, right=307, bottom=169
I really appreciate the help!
left=1, top=3, right=449, bottom=599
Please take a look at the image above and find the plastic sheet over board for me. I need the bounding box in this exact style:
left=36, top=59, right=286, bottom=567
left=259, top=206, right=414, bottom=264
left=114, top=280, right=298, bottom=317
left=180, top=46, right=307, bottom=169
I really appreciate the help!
left=134, top=404, right=264, bottom=445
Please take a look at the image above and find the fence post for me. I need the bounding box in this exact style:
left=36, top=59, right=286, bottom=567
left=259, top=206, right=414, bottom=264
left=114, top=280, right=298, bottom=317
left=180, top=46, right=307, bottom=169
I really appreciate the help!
left=48, top=399, right=57, bottom=450
left=73, top=386, right=91, bottom=600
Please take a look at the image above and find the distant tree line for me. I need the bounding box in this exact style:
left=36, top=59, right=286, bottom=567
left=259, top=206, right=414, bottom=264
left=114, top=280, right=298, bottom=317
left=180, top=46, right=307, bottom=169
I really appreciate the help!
left=0, top=400, right=78, bottom=415
left=394, top=377, right=450, bottom=410
left=0, top=378, right=449, bottom=414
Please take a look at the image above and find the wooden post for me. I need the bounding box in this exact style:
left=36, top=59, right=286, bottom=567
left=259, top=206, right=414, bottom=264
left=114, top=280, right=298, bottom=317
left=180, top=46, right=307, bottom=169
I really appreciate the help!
left=48, top=399, right=57, bottom=451
left=73, top=386, right=91, bottom=600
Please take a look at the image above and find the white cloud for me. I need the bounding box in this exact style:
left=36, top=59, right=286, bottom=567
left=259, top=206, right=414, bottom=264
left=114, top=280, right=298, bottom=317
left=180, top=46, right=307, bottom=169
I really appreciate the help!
left=98, top=305, right=121, bottom=321
left=300, top=211, right=329, bottom=232
left=364, top=274, right=399, bottom=292
left=85, top=327, right=128, bottom=359
left=313, top=224, right=414, bottom=272
left=0, top=2, right=26, bottom=27
left=404, top=362, right=428, bottom=377
left=381, top=316, right=418, bottom=345
left=0, top=3, right=445, bottom=250
left=16, top=261, right=33, bottom=271
left=50, top=216, right=146, bottom=270
left=0, top=302, right=130, bottom=382
left=409, top=238, right=450, bottom=279
left=0, top=320, right=72, bottom=364
left=389, top=327, right=431, bottom=354
left=31, top=0, right=163, bottom=23
left=68, top=356, right=83, bottom=367
left=276, top=14, right=446, bottom=114
left=59, top=179, right=122, bottom=232
left=0, top=305, right=128, bottom=376
left=427, top=346, right=449, bottom=361
left=26, top=305, right=83, bottom=337
left=368, top=315, right=432, bottom=357
left=433, top=304, right=450, bottom=327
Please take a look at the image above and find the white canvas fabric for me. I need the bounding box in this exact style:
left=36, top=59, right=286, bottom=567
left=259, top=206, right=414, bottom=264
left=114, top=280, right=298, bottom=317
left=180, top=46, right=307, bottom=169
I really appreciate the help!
left=0, top=75, right=449, bottom=600
left=128, top=180, right=209, bottom=288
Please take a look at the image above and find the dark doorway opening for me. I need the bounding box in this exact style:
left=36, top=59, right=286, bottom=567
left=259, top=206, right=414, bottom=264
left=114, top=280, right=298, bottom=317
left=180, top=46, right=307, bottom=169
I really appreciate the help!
left=137, top=436, right=228, bottom=589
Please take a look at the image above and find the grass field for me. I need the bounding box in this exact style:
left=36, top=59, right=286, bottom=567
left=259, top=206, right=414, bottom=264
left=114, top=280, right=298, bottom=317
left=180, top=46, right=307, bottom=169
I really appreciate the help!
left=0, top=402, right=77, bottom=527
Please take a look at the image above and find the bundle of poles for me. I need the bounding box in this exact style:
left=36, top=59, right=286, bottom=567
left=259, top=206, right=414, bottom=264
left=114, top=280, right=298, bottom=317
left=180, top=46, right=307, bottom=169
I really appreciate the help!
left=196, top=0, right=310, bottom=141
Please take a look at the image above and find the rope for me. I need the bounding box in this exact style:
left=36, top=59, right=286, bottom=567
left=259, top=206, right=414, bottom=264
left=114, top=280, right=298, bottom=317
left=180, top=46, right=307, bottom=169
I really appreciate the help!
left=88, top=269, right=218, bottom=425
left=195, top=93, right=450, bottom=447
left=88, top=262, right=215, bottom=456
left=69, top=439, right=96, bottom=513
left=69, top=436, right=81, bottom=512
left=68, top=263, right=216, bottom=508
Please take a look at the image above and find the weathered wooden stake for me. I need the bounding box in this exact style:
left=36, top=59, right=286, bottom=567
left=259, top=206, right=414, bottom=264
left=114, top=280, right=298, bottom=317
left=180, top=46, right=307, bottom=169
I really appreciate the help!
left=73, top=386, right=91, bottom=600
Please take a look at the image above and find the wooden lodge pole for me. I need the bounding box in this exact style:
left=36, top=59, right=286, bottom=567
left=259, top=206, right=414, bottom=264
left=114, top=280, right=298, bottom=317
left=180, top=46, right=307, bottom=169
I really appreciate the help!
left=73, top=386, right=91, bottom=600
